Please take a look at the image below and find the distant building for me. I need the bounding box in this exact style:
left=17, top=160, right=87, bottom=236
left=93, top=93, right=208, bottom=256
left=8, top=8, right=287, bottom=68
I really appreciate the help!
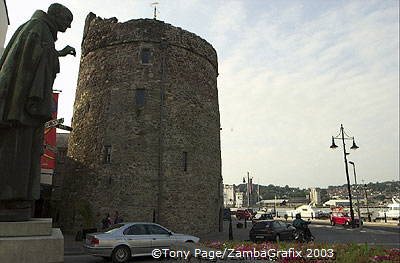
left=223, top=185, right=236, bottom=207
left=288, top=197, right=309, bottom=205
left=0, top=0, right=9, bottom=57
left=309, top=188, right=321, bottom=205
left=235, top=192, right=245, bottom=208
left=323, top=199, right=350, bottom=207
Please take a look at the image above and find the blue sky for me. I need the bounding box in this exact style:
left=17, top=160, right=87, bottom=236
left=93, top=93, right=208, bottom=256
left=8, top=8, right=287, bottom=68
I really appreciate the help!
left=5, top=0, right=399, bottom=188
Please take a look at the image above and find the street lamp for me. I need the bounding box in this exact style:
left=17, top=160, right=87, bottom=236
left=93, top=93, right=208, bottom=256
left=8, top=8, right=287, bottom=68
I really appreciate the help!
left=348, top=161, right=362, bottom=227
left=243, top=172, right=252, bottom=207
left=330, top=124, right=359, bottom=228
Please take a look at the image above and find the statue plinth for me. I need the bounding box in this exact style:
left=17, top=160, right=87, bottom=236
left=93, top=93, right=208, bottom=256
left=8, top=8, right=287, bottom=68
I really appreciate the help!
left=0, top=218, right=64, bottom=263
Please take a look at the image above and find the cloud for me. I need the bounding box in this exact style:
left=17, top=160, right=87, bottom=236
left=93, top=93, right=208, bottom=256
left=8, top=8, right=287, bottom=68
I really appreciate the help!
left=212, top=0, right=399, bottom=187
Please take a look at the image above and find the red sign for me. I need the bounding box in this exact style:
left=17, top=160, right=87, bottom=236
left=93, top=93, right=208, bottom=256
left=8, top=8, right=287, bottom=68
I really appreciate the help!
left=40, top=93, right=59, bottom=170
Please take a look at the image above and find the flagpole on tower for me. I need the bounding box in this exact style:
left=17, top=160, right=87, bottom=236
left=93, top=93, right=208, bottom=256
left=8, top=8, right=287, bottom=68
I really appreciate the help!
left=151, top=2, right=159, bottom=20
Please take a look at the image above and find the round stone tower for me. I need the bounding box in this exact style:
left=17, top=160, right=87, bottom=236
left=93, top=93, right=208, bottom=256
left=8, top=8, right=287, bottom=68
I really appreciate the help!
left=64, top=13, right=222, bottom=235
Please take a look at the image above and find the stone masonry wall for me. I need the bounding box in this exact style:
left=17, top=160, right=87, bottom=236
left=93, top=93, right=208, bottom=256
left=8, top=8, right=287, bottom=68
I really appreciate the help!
left=62, top=14, right=222, bottom=236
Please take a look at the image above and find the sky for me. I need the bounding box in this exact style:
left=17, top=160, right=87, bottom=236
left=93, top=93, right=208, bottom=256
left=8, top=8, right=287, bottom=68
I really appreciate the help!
left=3, top=0, right=399, bottom=188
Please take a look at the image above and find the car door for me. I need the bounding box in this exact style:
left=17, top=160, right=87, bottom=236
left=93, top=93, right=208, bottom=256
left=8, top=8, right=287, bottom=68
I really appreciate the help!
left=145, top=224, right=173, bottom=250
left=272, top=221, right=283, bottom=238
left=123, top=224, right=153, bottom=256
left=278, top=221, right=291, bottom=239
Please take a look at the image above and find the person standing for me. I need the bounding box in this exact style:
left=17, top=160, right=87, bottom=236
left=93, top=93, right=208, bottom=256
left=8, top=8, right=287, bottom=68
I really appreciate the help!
left=101, top=213, right=112, bottom=230
left=113, top=211, right=123, bottom=224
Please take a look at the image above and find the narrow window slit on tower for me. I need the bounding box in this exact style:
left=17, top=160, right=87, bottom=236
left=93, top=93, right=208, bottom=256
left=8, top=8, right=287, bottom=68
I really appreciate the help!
left=104, top=145, right=112, bottom=163
left=141, top=48, right=151, bottom=64
left=183, top=151, right=188, bottom=172
left=136, top=89, right=145, bottom=106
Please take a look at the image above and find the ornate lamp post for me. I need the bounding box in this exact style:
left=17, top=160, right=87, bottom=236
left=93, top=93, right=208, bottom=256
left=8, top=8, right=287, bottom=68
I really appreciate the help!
left=330, top=124, right=359, bottom=228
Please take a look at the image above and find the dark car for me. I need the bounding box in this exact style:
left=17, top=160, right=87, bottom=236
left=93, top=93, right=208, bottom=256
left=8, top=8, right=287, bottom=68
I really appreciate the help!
left=249, top=220, right=295, bottom=242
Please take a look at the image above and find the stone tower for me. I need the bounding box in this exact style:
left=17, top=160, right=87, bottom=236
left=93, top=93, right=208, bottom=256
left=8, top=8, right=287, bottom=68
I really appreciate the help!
left=64, top=13, right=222, bottom=235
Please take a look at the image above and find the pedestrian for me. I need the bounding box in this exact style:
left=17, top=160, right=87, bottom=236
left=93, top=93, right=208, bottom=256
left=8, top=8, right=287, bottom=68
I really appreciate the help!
left=114, top=211, right=123, bottom=224
left=101, top=213, right=112, bottom=230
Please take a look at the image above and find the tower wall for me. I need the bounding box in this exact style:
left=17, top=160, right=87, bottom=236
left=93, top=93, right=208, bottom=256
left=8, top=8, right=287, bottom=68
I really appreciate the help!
left=64, top=15, right=222, bottom=235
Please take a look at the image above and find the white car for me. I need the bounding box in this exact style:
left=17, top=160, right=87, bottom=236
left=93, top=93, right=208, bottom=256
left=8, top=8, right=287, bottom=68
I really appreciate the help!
left=84, top=222, right=199, bottom=262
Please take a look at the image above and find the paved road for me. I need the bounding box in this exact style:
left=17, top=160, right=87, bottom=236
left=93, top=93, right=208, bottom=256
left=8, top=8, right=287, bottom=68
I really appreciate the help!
left=309, top=223, right=399, bottom=248
left=64, top=221, right=399, bottom=263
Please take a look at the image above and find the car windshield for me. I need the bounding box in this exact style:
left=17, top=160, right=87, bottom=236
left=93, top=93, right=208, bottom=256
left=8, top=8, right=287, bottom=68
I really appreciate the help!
left=104, top=223, right=124, bottom=233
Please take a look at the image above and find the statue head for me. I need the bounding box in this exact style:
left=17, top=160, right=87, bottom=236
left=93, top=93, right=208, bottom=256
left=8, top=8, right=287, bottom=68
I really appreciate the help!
left=47, top=3, right=73, bottom=32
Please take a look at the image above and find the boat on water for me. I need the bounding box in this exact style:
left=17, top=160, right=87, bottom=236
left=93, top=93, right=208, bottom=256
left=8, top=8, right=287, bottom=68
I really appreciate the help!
left=378, top=197, right=400, bottom=219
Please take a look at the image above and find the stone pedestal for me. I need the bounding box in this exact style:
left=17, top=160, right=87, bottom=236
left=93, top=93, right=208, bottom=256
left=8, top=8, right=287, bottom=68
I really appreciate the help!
left=0, top=218, right=64, bottom=263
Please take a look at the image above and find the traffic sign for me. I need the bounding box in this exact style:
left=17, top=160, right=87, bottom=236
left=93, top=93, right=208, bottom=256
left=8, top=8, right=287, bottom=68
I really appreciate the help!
left=45, top=118, right=64, bottom=128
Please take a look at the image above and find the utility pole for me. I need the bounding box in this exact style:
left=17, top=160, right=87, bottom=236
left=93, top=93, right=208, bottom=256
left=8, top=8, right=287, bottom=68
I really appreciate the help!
left=349, top=161, right=362, bottom=228
left=364, top=184, right=371, bottom=222
left=247, top=172, right=250, bottom=207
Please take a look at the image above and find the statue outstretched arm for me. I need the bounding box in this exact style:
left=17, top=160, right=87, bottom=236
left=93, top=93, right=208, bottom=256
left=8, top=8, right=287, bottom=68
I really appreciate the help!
left=58, top=45, right=76, bottom=57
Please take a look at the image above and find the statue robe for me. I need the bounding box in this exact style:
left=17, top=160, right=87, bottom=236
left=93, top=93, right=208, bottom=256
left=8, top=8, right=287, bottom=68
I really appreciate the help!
left=0, top=10, right=60, bottom=201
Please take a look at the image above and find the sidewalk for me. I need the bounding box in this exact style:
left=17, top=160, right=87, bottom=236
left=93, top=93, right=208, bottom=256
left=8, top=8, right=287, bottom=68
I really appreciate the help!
left=199, top=220, right=251, bottom=242
left=64, top=233, right=85, bottom=256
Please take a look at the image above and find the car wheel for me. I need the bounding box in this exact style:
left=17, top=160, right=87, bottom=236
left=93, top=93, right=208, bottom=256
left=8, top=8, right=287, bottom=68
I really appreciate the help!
left=275, top=234, right=280, bottom=242
left=112, top=246, right=130, bottom=263
left=330, top=221, right=335, bottom=226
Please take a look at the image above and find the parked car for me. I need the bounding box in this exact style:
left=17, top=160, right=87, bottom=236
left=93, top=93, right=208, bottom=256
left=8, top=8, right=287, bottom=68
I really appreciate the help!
left=252, top=213, right=273, bottom=224
left=84, top=223, right=199, bottom=263
left=236, top=209, right=255, bottom=220
left=249, top=220, right=296, bottom=242
left=330, top=207, right=361, bottom=227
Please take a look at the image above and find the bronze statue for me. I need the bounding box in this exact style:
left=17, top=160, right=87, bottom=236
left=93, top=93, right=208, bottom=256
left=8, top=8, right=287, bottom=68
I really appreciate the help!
left=0, top=3, right=75, bottom=221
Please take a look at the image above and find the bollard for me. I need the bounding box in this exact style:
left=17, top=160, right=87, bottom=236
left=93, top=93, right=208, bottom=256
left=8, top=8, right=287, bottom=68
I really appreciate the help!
left=384, top=213, right=387, bottom=223
left=244, top=217, right=247, bottom=228
left=291, top=213, right=293, bottom=219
